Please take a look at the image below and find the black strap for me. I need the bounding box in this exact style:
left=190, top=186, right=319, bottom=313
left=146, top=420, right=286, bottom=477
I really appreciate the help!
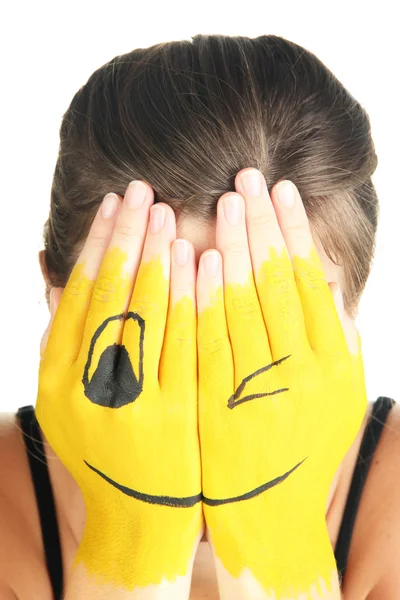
left=334, top=396, right=396, bottom=586
left=17, top=405, right=64, bottom=600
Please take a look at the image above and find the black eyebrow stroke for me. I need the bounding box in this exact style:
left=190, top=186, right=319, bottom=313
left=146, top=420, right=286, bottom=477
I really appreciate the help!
left=227, top=354, right=292, bottom=409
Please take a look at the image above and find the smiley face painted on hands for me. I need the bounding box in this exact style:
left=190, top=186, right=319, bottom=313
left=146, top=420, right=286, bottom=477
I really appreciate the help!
left=81, top=302, right=301, bottom=509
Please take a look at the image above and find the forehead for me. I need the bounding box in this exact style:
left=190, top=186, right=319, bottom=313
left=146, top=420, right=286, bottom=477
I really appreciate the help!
left=176, top=215, right=216, bottom=265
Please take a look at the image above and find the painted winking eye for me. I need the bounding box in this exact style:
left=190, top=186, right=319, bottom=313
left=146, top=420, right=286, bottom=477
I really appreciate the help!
left=227, top=353, right=292, bottom=409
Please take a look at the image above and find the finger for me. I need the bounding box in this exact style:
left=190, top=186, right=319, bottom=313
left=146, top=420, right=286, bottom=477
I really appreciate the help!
left=197, top=250, right=233, bottom=408
left=215, top=193, right=272, bottom=387
left=159, top=239, right=196, bottom=401
left=123, top=203, right=176, bottom=385
left=78, top=181, right=154, bottom=368
left=43, top=192, right=122, bottom=367
left=270, top=180, right=349, bottom=357
left=235, top=169, right=311, bottom=362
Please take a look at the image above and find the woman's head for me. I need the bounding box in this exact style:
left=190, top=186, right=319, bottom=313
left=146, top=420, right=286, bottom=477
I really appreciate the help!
left=41, top=34, right=379, bottom=321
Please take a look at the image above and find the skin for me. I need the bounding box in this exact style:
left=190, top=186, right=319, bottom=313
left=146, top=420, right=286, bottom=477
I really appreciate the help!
left=38, top=232, right=350, bottom=525
left=37, top=168, right=362, bottom=598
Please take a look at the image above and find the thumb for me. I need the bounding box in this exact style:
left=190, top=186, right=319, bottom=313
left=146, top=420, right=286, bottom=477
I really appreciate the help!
left=329, top=281, right=360, bottom=356
left=329, top=281, right=344, bottom=320
left=40, top=287, right=64, bottom=358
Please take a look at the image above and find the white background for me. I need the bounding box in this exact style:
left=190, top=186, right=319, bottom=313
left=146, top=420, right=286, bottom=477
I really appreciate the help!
left=0, top=1, right=398, bottom=413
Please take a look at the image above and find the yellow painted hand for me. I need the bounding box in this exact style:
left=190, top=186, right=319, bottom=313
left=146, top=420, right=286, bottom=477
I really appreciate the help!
left=197, top=172, right=368, bottom=599
left=36, top=184, right=202, bottom=592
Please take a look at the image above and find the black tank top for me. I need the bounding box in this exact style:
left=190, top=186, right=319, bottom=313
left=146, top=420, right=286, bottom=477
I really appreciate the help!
left=16, top=396, right=396, bottom=599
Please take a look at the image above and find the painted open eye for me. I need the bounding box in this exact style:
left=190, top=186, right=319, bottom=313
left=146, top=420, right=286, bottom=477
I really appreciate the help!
left=82, top=312, right=145, bottom=408
left=227, top=354, right=292, bottom=409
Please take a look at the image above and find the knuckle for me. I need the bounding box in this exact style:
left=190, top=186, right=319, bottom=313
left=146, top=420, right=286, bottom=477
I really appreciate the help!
left=198, top=336, right=227, bottom=355
left=223, top=240, right=248, bottom=256
left=246, top=210, right=276, bottom=228
left=89, top=233, right=109, bottom=250
left=166, top=314, right=195, bottom=348
left=130, top=296, right=159, bottom=318
left=261, top=256, right=295, bottom=293
left=269, top=267, right=295, bottom=294
left=65, top=276, right=93, bottom=298
left=174, top=335, right=194, bottom=349
left=281, top=222, right=309, bottom=239
left=230, top=293, right=259, bottom=319
left=113, top=222, right=136, bottom=241
left=92, top=274, right=118, bottom=303
left=172, top=284, right=193, bottom=295
left=295, top=263, right=326, bottom=290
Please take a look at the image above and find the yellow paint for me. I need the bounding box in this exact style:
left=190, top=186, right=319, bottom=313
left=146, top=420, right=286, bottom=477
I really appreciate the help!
left=36, top=246, right=202, bottom=590
left=198, top=245, right=368, bottom=598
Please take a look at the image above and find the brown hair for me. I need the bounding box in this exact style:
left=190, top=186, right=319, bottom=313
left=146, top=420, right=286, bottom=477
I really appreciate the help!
left=43, top=34, right=379, bottom=319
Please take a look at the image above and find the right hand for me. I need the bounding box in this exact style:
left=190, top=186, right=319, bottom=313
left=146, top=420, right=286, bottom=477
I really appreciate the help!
left=36, top=181, right=203, bottom=593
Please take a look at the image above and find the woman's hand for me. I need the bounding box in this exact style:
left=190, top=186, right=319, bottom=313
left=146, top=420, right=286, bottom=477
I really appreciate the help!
left=196, top=169, right=368, bottom=599
left=36, top=182, right=203, bottom=595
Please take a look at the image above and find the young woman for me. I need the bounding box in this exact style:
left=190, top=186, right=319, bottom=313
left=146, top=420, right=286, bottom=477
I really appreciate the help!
left=0, top=34, right=399, bottom=600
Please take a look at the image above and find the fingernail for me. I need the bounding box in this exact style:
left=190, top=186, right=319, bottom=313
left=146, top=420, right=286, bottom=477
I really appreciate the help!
left=174, top=239, right=189, bottom=266
left=276, top=181, right=296, bottom=208
left=241, top=170, right=263, bottom=197
left=101, top=193, right=119, bottom=218
left=127, top=181, right=147, bottom=208
left=203, top=251, right=220, bottom=276
left=149, top=204, right=166, bottom=234
left=223, top=195, right=243, bottom=225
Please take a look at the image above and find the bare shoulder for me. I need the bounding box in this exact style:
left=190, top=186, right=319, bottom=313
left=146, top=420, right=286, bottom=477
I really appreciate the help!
left=0, top=411, right=52, bottom=599
left=0, top=411, right=35, bottom=508
left=365, top=400, right=400, bottom=599
left=343, top=399, right=400, bottom=599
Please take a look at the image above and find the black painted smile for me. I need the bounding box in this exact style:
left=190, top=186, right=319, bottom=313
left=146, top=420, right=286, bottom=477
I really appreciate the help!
left=84, top=460, right=202, bottom=508
left=202, top=457, right=307, bottom=506
left=84, top=457, right=307, bottom=508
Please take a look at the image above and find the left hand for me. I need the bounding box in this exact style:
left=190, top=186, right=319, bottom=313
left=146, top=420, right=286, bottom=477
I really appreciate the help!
left=196, top=169, right=368, bottom=598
